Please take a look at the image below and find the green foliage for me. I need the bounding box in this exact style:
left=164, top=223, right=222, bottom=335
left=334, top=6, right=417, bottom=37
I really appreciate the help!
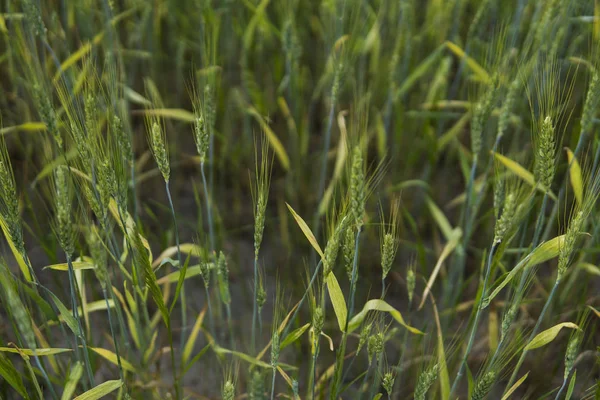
left=0, top=1, right=599, bottom=399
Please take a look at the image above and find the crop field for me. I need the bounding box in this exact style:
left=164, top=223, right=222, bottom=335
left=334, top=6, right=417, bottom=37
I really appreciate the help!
left=0, top=0, right=599, bottom=399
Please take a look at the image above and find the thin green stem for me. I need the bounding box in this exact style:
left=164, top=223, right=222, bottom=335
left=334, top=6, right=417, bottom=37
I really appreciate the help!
left=165, top=181, right=186, bottom=351
left=66, top=254, right=95, bottom=387
left=270, top=366, right=277, bottom=400
left=103, top=288, right=124, bottom=381
left=450, top=242, right=497, bottom=397
left=504, top=279, right=561, bottom=394
left=200, top=163, right=215, bottom=254
left=252, top=256, right=258, bottom=354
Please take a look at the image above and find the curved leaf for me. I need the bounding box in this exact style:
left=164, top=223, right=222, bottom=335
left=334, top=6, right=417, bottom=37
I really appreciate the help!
left=348, top=299, right=423, bottom=334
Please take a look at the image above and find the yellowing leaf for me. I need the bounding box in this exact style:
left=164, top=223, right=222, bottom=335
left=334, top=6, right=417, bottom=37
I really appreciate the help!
left=137, top=108, right=195, bottom=122
left=286, top=203, right=324, bottom=259
left=445, top=41, right=491, bottom=83
left=348, top=299, right=423, bottom=334
left=483, top=235, right=565, bottom=307
left=246, top=106, right=290, bottom=170
left=73, top=379, right=123, bottom=400
left=326, top=273, right=348, bottom=332
left=525, top=322, right=580, bottom=351
left=426, top=197, right=454, bottom=241
left=0, top=216, right=32, bottom=282
left=492, top=152, right=535, bottom=186
left=182, top=309, right=206, bottom=365
left=419, top=228, right=462, bottom=310
left=62, top=362, right=83, bottom=400
left=89, top=347, right=136, bottom=373
left=44, top=261, right=95, bottom=271
left=0, top=348, right=72, bottom=356
left=280, top=323, right=311, bottom=350
left=501, top=372, right=529, bottom=400
left=0, top=122, right=46, bottom=136
left=565, top=148, right=583, bottom=206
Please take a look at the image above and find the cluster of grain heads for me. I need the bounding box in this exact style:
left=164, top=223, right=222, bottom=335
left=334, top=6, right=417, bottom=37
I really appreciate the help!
left=414, top=364, right=439, bottom=400
left=252, top=137, right=272, bottom=352
left=343, top=225, right=355, bottom=281
left=249, top=369, right=265, bottom=400
left=0, top=137, right=26, bottom=261
left=193, top=114, right=209, bottom=165
left=222, top=379, right=235, bottom=400
left=534, top=116, right=556, bottom=190
left=406, top=260, right=416, bottom=304
left=472, top=371, right=497, bottom=400
left=349, top=145, right=366, bottom=228
left=563, top=328, right=583, bottom=381
left=471, top=77, right=499, bottom=160
left=149, top=121, right=171, bottom=183
left=557, top=210, right=584, bottom=280
left=0, top=258, right=57, bottom=397
left=323, top=214, right=348, bottom=277
left=382, top=371, right=395, bottom=399
left=33, top=84, right=61, bottom=149
left=22, top=0, right=46, bottom=38
left=357, top=321, right=372, bottom=355
left=367, top=332, right=384, bottom=363
left=579, top=68, right=600, bottom=138
left=380, top=198, right=400, bottom=294
left=53, top=166, right=75, bottom=257
left=87, top=225, right=109, bottom=288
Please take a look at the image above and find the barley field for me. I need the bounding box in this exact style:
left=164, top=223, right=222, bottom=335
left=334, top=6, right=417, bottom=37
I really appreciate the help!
left=0, top=0, right=599, bottom=399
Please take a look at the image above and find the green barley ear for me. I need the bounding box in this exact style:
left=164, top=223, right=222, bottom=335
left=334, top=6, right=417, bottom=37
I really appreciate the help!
left=222, top=380, right=235, bottom=400
left=343, top=225, right=355, bottom=281
left=86, top=225, right=109, bottom=289
left=312, top=306, right=324, bottom=340
left=497, top=77, right=520, bottom=141
left=199, top=261, right=211, bottom=289
left=0, top=259, right=36, bottom=349
left=471, top=371, right=497, bottom=400
left=357, top=321, right=372, bottom=355
left=367, top=331, right=384, bottom=361
left=252, top=136, right=272, bottom=260
left=564, top=311, right=588, bottom=381
left=0, top=138, right=25, bottom=255
left=501, top=303, right=518, bottom=341
left=380, top=198, right=400, bottom=281
left=149, top=121, right=170, bottom=183
left=292, top=378, right=300, bottom=400
left=534, top=116, right=556, bottom=189
left=113, top=115, right=133, bottom=167
left=22, top=0, right=47, bottom=39
left=53, top=165, right=75, bottom=257
left=493, top=191, right=516, bottom=244
left=349, top=145, right=366, bottom=228
left=382, top=371, right=395, bottom=398
left=557, top=210, right=584, bottom=279
left=414, top=364, right=439, bottom=400
left=580, top=68, right=600, bottom=136
left=249, top=369, right=265, bottom=400
left=189, top=82, right=209, bottom=164
left=270, top=330, right=280, bottom=368
left=33, top=84, right=61, bottom=149
left=527, top=57, right=574, bottom=191
left=406, top=259, right=416, bottom=304
left=144, top=81, right=170, bottom=182
left=217, top=251, right=231, bottom=305
left=82, top=180, right=107, bottom=226
left=323, top=213, right=349, bottom=277
left=493, top=165, right=505, bottom=220
left=471, top=76, right=499, bottom=158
